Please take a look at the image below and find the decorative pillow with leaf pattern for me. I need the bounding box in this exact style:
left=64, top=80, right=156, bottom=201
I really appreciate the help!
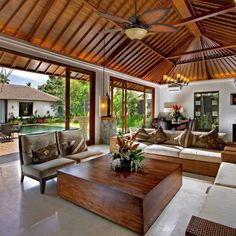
left=32, top=143, right=58, bottom=164
left=199, top=129, right=225, bottom=150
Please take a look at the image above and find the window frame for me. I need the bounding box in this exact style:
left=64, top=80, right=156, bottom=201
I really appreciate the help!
left=110, top=77, right=155, bottom=133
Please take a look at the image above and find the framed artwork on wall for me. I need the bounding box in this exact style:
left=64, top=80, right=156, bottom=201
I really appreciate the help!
left=230, top=94, right=236, bottom=105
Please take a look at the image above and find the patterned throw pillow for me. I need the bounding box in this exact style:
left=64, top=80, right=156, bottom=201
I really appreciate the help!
left=199, top=129, right=225, bottom=150
left=134, top=128, right=151, bottom=142
left=68, top=136, right=88, bottom=154
left=174, top=129, right=197, bottom=148
left=32, top=143, right=58, bottom=164
left=148, top=127, right=169, bottom=144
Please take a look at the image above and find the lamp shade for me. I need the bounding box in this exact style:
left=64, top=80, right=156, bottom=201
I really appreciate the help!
left=125, top=28, right=148, bottom=40
left=99, top=96, right=108, bottom=117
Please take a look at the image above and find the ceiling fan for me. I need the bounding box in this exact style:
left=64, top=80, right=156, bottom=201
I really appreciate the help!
left=97, top=0, right=178, bottom=40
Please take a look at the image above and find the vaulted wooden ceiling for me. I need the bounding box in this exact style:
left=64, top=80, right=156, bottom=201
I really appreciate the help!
left=0, top=0, right=235, bottom=84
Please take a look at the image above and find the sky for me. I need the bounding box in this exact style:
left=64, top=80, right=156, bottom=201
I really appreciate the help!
left=4, top=68, right=49, bottom=88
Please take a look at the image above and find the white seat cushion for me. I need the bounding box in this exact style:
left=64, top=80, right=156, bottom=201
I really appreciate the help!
left=214, top=162, right=236, bottom=188
left=65, top=150, right=103, bottom=163
left=22, top=158, right=75, bottom=178
left=134, top=141, right=152, bottom=151
left=199, top=185, right=236, bottom=228
left=144, top=144, right=183, bottom=157
left=179, top=148, right=221, bottom=163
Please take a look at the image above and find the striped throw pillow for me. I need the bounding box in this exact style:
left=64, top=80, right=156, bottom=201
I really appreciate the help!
left=174, top=129, right=197, bottom=148
left=135, top=128, right=151, bottom=142
left=68, top=137, right=88, bottom=154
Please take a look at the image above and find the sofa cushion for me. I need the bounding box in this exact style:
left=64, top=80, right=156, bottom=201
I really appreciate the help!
left=65, top=150, right=103, bottom=163
left=163, top=130, right=182, bottom=145
left=199, top=185, right=236, bottom=228
left=179, top=147, right=221, bottom=163
left=199, top=129, right=226, bottom=150
left=144, top=144, right=183, bottom=157
left=57, top=129, right=84, bottom=156
left=32, top=143, right=58, bottom=164
left=134, top=128, right=151, bottom=142
left=22, top=158, right=75, bottom=178
left=68, top=137, right=88, bottom=154
left=133, top=141, right=152, bottom=151
left=191, top=131, right=227, bottom=148
left=20, top=132, right=58, bottom=165
left=214, top=162, right=236, bottom=188
left=152, top=127, right=169, bottom=144
left=174, top=129, right=197, bottom=148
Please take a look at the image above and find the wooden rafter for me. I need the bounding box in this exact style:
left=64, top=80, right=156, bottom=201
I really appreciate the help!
left=27, top=0, right=56, bottom=41
left=173, top=4, right=236, bottom=27
left=172, top=0, right=202, bottom=37
left=168, top=43, right=236, bottom=59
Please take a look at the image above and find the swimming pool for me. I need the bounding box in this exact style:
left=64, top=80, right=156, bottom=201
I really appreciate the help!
left=20, top=125, right=65, bottom=135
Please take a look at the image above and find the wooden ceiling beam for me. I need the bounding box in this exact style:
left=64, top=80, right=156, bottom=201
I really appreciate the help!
left=177, top=54, right=236, bottom=64
left=173, top=4, right=236, bottom=27
left=168, top=43, right=236, bottom=59
left=172, top=0, right=202, bottom=37
left=27, top=0, right=56, bottom=41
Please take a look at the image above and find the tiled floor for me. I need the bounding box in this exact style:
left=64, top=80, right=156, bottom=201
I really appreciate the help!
left=0, top=144, right=214, bottom=236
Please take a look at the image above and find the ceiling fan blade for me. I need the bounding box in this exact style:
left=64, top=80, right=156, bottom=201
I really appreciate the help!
left=103, top=28, right=123, bottom=34
left=150, top=24, right=179, bottom=32
left=139, top=8, right=169, bottom=25
left=97, top=12, right=131, bottom=24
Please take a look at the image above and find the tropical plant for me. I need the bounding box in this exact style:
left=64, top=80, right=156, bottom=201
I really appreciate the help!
left=171, top=104, right=184, bottom=121
left=110, top=132, right=144, bottom=171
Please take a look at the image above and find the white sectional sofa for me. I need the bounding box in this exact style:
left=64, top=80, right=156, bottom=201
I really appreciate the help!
left=110, top=129, right=228, bottom=176
left=186, top=161, right=236, bottom=235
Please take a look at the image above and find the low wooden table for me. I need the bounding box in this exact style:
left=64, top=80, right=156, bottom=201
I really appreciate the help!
left=57, top=155, right=182, bottom=234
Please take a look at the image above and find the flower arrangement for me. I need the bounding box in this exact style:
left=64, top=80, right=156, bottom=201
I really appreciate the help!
left=110, top=132, right=144, bottom=171
left=171, top=104, right=183, bottom=122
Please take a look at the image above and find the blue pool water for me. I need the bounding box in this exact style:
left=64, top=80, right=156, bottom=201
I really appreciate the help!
left=20, top=125, right=65, bottom=135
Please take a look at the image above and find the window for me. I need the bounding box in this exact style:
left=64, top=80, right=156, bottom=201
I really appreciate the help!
left=19, top=102, right=33, bottom=117
left=194, top=91, right=219, bottom=131
left=110, top=77, right=155, bottom=133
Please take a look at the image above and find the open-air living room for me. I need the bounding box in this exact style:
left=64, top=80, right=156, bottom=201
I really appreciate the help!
left=1, top=0, right=236, bottom=235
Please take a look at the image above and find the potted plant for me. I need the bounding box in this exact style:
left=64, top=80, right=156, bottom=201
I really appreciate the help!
left=171, top=104, right=183, bottom=122
left=110, top=132, right=144, bottom=171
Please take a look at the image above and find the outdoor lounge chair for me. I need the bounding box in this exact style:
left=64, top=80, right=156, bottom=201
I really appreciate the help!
left=0, top=123, right=13, bottom=142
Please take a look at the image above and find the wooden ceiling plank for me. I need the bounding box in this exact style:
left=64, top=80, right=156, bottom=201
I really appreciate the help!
left=106, top=39, right=134, bottom=67
left=114, top=44, right=148, bottom=71
left=0, top=0, right=9, bottom=12
left=74, top=0, right=129, bottom=59
left=1, top=1, right=26, bottom=33
left=125, top=52, right=158, bottom=75
left=39, top=0, right=71, bottom=46
left=14, top=1, right=39, bottom=37
left=27, top=0, right=57, bottom=41
left=50, top=3, right=85, bottom=51
left=92, top=34, right=127, bottom=64
left=109, top=42, right=138, bottom=68
left=173, top=3, right=236, bottom=27
left=126, top=53, right=159, bottom=75
left=133, top=57, right=161, bottom=77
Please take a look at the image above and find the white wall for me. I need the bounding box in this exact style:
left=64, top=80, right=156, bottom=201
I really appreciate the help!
left=158, top=79, right=236, bottom=140
left=7, top=100, right=56, bottom=118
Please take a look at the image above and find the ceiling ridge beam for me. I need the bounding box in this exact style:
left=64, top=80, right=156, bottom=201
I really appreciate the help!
left=168, top=43, right=236, bottom=59
left=177, top=54, right=236, bottom=64
left=173, top=4, right=236, bottom=27
left=79, top=0, right=174, bottom=65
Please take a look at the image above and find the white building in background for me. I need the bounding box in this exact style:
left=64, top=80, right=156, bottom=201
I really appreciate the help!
left=0, top=84, right=59, bottom=123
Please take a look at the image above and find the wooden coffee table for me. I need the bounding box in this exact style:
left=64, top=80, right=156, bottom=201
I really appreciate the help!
left=57, top=155, right=182, bottom=235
